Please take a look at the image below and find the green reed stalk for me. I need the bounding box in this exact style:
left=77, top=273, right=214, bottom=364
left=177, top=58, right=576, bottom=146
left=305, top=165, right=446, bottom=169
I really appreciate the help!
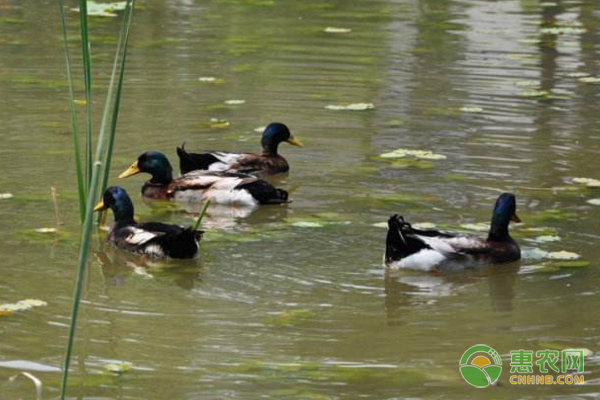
left=194, top=200, right=211, bottom=231
left=59, top=2, right=136, bottom=398
left=99, top=0, right=136, bottom=203
left=59, top=161, right=102, bottom=400
left=57, top=0, right=85, bottom=222
left=78, top=0, right=93, bottom=196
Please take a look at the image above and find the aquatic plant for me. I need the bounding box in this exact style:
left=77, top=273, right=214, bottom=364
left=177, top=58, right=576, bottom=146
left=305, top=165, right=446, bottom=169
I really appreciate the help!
left=56, top=1, right=136, bottom=399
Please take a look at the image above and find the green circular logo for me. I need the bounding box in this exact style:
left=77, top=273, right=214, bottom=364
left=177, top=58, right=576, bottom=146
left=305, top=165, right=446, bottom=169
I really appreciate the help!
left=459, top=345, right=502, bottom=387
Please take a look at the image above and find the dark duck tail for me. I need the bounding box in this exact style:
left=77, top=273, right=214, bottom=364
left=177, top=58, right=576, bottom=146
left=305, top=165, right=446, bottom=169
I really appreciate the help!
left=163, top=227, right=203, bottom=259
left=177, top=144, right=221, bottom=174
left=237, top=180, right=289, bottom=204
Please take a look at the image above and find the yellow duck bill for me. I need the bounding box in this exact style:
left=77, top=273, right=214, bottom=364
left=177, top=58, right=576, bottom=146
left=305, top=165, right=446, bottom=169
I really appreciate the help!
left=118, top=161, right=141, bottom=178
left=93, top=200, right=105, bottom=212
left=287, top=136, right=304, bottom=147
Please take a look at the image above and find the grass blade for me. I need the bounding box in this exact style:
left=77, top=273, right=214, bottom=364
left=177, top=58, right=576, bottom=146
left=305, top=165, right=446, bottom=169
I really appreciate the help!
left=99, top=0, right=136, bottom=204
left=78, top=0, right=93, bottom=197
left=194, top=200, right=211, bottom=231
left=57, top=0, right=85, bottom=222
left=59, top=161, right=102, bottom=400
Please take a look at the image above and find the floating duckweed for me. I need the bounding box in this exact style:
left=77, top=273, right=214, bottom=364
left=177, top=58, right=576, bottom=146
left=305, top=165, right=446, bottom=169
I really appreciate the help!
left=413, top=222, right=437, bottom=230
left=546, top=251, right=580, bottom=260
left=579, top=77, right=600, bottom=84
left=566, top=72, right=590, bottom=78
left=545, top=260, right=590, bottom=268
left=572, top=177, right=600, bottom=187
left=529, top=209, right=577, bottom=223
left=384, top=118, right=404, bottom=127
left=379, top=149, right=446, bottom=160
left=209, top=118, right=230, bottom=129
left=265, top=309, right=316, bottom=327
left=459, top=106, right=483, bottom=113
left=540, top=27, right=587, bottom=35
left=0, top=299, right=47, bottom=313
left=324, top=27, right=352, bottom=33
left=587, top=199, right=600, bottom=206
left=73, top=1, right=127, bottom=17
left=518, top=90, right=550, bottom=98
left=35, top=228, right=58, bottom=234
left=518, top=38, right=542, bottom=45
left=198, top=76, right=226, bottom=84
left=460, top=223, right=489, bottom=232
left=291, top=221, right=324, bottom=228
left=325, top=103, right=374, bottom=111
left=103, top=362, right=132, bottom=375
left=0, top=193, right=13, bottom=199
left=533, top=235, right=561, bottom=243
left=224, top=99, right=245, bottom=105
left=515, top=80, right=540, bottom=87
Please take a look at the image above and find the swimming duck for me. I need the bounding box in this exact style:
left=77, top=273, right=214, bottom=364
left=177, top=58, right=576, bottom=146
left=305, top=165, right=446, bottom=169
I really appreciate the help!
left=118, top=151, right=289, bottom=206
left=384, top=193, right=521, bottom=271
left=176, top=122, right=303, bottom=175
left=94, top=186, right=202, bottom=259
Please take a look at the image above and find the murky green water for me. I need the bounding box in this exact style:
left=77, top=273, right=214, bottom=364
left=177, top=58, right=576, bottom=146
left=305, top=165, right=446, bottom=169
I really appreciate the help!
left=1, top=0, right=600, bottom=399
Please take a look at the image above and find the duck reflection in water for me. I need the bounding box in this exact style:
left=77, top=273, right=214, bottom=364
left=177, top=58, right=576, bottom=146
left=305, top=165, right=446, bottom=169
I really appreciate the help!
left=141, top=196, right=290, bottom=230
left=384, top=262, right=520, bottom=327
left=95, top=247, right=204, bottom=291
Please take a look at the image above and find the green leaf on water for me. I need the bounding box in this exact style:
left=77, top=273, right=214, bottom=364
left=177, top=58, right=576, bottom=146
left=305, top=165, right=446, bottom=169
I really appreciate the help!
left=198, top=76, right=226, bottom=84
left=209, top=118, right=230, bottom=129
left=379, top=149, right=446, bottom=160
left=460, top=223, right=489, bottom=232
left=533, top=235, right=561, bottom=243
left=566, top=72, right=590, bottom=78
left=518, top=90, right=550, bottom=98
left=265, top=309, right=316, bottom=327
left=579, top=77, right=600, bottom=83
left=224, top=99, right=245, bottom=105
left=0, top=299, right=48, bottom=313
left=325, top=103, right=374, bottom=111
left=73, top=1, right=127, bottom=17
left=572, top=177, right=600, bottom=187
left=102, top=362, right=132, bottom=375
left=459, top=106, right=483, bottom=113
left=324, top=27, right=351, bottom=33
left=546, top=251, right=580, bottom=260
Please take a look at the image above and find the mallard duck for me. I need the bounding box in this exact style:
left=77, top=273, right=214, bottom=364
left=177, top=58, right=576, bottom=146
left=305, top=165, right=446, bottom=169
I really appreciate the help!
left=176, top=122, right=303, bottom=175
left=384, top=193, right=521, bottom=271
left=94, top=186, right=202, bottom=259
left=118, top=151, right=289, bottom=206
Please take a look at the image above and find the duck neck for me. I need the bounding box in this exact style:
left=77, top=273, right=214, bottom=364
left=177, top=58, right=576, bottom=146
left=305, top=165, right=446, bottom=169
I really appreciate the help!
left=261, top=140, right=279, bottom=156
left=149, top=167, right=173, bottom=185
left=487, top=213, right=511, bottom=242
left=112, top=199, right=135, bottom=225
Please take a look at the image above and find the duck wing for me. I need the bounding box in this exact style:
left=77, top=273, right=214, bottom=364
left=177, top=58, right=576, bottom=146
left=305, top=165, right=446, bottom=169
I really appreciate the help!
left=385, top=215, right=487, bottom=270
left=136, top=222, right=202, bottom=259
left=176, top=145, right=246, bottom=174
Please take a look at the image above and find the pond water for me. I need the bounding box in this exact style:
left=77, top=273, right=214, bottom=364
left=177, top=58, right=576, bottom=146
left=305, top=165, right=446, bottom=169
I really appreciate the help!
left=1, top=0, right=600, bottom=399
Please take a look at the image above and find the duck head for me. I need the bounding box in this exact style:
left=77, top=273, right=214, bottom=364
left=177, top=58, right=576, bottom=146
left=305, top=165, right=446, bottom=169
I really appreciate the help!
left=487, top=193, right=521, bottom=242
left=261, top=122, right=304, bottom=155
left=94, top=186, right=135, bottom=224
left=119, top=151, right=173, bottom=185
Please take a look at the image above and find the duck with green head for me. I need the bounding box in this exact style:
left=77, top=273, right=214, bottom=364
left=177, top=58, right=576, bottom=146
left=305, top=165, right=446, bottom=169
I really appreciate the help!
left=94, top=186, right=202, bottom=259
left=384, top=193, right=521, bottom=271
left=119, top=151, right=289, bottom=206
left=176, top=122, right=303, bottom=175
